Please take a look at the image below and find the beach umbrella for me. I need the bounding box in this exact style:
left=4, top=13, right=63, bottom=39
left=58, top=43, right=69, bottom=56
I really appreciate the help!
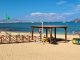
left=5, top=13, right=11, bottom=20
left=6, top=16, right=11, bottom=20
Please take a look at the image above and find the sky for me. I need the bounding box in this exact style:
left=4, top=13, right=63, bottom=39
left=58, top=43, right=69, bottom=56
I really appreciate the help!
left=0, top=0, right=80, bottom=22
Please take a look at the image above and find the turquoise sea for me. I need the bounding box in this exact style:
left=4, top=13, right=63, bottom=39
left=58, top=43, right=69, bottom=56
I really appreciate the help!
left=0, top=22, right=80, bottom=34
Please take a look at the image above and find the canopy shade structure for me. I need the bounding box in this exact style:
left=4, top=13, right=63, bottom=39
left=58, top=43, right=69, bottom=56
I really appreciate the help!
left=31, top=26, right=67, bottom=43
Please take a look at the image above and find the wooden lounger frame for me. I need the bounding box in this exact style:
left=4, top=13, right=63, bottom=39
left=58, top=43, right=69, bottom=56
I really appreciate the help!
left=0, top=35, right=37, bottom=44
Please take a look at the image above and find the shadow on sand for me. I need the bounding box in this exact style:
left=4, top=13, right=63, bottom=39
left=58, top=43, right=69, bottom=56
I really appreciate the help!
left=48, top=38, right=71, bottom=45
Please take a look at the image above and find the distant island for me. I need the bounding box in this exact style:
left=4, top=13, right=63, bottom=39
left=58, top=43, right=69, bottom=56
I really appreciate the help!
left=0, top=19, right=29, bottom=23
left=71, top=18, right=80, bottom=23
left=0, top=18, right=80, bottom=23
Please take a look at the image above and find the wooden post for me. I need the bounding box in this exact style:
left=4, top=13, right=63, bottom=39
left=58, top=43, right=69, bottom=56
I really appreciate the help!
left=20, top=35, right=25, bottom=42
left=49, top=28, right=52, bottom=43
left=9, top=35, right=11, bottom=43
left=46, top=28, right=48, bottom=38
left=0, top=36, right=2, bottom=44
left=64, top=27, right=67, bottom=42
left=16, top=35, right=17, bottom=43
left=50, top=28, right=52, bottom=38
left=54, top=28, right=56, bottom=39
left=32, top=27, right=34, bottom=40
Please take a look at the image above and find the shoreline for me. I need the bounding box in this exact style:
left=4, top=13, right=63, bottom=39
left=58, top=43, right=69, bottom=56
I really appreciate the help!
left=0, top=31, right=73, bottom=35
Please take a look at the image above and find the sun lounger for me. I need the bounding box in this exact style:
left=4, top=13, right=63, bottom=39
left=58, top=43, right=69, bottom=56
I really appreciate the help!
left=0, top=33, right=34, bottom=44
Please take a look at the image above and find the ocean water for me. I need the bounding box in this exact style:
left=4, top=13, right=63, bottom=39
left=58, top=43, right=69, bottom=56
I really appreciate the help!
left=0, top=22, right=80, bottom=34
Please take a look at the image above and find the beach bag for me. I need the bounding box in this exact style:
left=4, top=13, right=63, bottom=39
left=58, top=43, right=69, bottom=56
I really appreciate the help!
left=72, top=38, right=78, bottom=44
left=77, top=38, right=80, bottom=45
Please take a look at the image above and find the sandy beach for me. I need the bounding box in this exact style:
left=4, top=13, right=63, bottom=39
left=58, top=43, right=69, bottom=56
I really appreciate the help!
left=0, top=31, right=80, bottom=60
left=1, top=0, right=80, bottom=60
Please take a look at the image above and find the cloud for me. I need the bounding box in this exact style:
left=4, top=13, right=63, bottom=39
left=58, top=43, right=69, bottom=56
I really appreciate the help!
left=54, top=12, right=75, bottom=20
left=31, top=12, right=43, bottom=16
left=31, top=12, right=55, bottom=16
left=30, top=12, right=55, bottom=22
left=62, top=12, right=75, bottom=15
left=25, top=11, right=78, bottom=22
left=55, top=15, right=65, bottom=20
left=75, top=4, right=80, bottom=11
left=56, top=1, right=67, bottom=5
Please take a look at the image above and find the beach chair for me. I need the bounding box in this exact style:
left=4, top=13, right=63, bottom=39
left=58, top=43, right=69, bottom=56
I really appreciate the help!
left=10, top=35, right=16, bottom=43
left=0, top=35, right=10, bottom=44
left=22, top=35, right=30, bottom=42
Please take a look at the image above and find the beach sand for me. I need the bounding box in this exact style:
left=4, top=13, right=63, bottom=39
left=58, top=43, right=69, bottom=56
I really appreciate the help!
left=0, top=31, right=80, bottom=60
